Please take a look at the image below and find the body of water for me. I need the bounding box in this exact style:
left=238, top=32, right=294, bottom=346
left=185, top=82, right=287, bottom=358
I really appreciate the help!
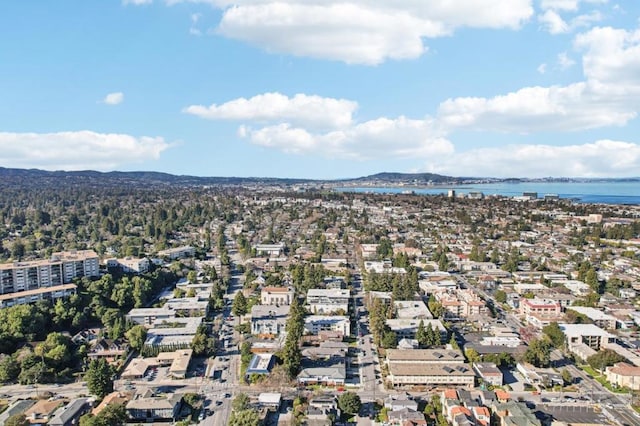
left=335, top=181, right=640, bottom=205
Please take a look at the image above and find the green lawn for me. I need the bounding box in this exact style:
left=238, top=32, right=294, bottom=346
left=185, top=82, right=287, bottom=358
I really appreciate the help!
left=579, top=365, right=629, bottom=394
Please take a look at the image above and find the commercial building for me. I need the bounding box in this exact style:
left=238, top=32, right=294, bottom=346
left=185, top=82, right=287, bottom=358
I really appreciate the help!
left=253, top=243, right=285, bottom=257
left=0, top=250, right=99, bottom=308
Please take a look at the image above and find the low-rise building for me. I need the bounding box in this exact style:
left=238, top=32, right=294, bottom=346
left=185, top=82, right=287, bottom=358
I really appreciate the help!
left=304, top=315, right=350, bottom=337
left=157, top=246, right=195, bottom=260
left=386, top=319, right=447, bottom=341
left=566, top=307, right=617, bottom=330
left=126, top=393, right=183, bottom=421
left=560, top=323, right=616, bottom=356
left=474, top=362, right=503, bottom=386
left=605, top=362, right=640, bottom=390
left=519, top=298, right=562, bottom=317
left=48, top=398, right=90, bottom=426
left=394, top=300, right=433, bottom=319
left=260, top=286, right=295, bottom=305
left=307, top=288, right=349, bottom=314
left=251, top=304, right=290, bottom=338
left=106, top=257, right=150, bottom=274
left=386, top=349, right=474, bottom=388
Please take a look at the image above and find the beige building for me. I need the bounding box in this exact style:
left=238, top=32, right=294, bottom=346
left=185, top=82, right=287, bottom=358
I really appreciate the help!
left=605, top=362, right=640, bottom=390
left=261, top=286, right=295, bottom=305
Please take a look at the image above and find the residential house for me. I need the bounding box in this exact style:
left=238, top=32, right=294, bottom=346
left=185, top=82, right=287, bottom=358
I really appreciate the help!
left=48, top=398, right=90, bottom=426
left=126, top=393, right=183, bottom=421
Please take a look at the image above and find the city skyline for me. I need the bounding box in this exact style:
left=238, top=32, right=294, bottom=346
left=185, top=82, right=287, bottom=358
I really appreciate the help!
left=1, top=1, right=640, bottom=179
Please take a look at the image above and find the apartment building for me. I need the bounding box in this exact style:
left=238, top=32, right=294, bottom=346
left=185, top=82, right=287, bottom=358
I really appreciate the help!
left=519, top=298, right=562, bottom=317
left=157, top=246, right=195, bottom=260
left=253, top=243, right=285, bottom=257
left=307, top=288, right=349, bottom=314
left=251, top=305, right=290, bottom=338
left=106, top=257, right=150, bottom=274
left=261, top=286, right=295, bottom=306
left=385, top=349, right=474, bottom=388
left=304, top=316, right=350, bottom=337
left=566, top=307, right=617, bottom=330
left=0, top=250, right=99, bottom=308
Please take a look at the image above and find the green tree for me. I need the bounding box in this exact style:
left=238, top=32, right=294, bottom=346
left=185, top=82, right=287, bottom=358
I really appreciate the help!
left=541, top=322, right=565, bottom=349
left=337, top=391, right=362, bottom=415
left=561, top=369, right=573, bottom=386
left=494, top=290, right=507, bottom=304
left=0, top=354, right=20, bottom=383
left=229, top=409, right=260, bottom=426
left=79, top=404, right=127, bottom=426
left=523, top=338, right=551, bottom=368
left=465, top=348, right=481, bottom=365
left=416, top=320, right=427, bottom=347
left=427, top=295, right=444, bottom=318
left=85, top=359, right=113, bottom=399
left=124, top=325, right=147, bottom=352
left=233, top=393, right=251, bottom=411
left=187, top=270, right=198, bottom=284
left=587, top=349, right=628, bottom=371
left=232, top=291, right=248, bottom=316
left=5, top=414, right=29, bottom=426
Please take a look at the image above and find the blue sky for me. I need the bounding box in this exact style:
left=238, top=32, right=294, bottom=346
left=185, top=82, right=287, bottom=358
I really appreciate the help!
left=1, top=0, right=639, bottom=179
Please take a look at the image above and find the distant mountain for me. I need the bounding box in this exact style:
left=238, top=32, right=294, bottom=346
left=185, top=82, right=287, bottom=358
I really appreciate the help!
left=0, top=167, right=636, bottom=188
left=346, top=172, right=465, bottom=183
left=0, top=167, right=316, bottom=187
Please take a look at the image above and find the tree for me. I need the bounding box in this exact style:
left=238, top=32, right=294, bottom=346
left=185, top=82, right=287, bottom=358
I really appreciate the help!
left=338, top=391, right=362, bottom=415
left=0, top=354, right=19, bottom=383
left=494, top=290, right=507, bottom=304
left=5, top=414, right=29, bottom=426
left=80, top=404, right=127, bottom=426
left=523, top=338, right=551, bottom=368
left=229, top=409, right=260, bottom=426
left=561, top=369, right=573, bottom=386
left=542, top=322, right=565, bottom=349
left=125, top=325, right=147, bottom=352
left=232, top=291, right=248, bottom=316
left=85, top=359, right=113, bottom=399
left=416, top=320, right=427, bottom=347
left=465, top=348, right=481, bottom=365
left=233, top=393, right=251, bottom=411
left=587, top=349, right=628, bottom=371
left=187, top=270, right=198, bottom=284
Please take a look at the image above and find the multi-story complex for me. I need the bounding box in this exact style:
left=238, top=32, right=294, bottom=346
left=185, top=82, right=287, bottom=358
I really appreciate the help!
left=304, top=315, right=350, bottom=337
left=566, top=307, right=617, bottom=330
left=385, top=349, right=474, bottom=388
left=386, top=319, right=447, bottom=341
left=435, top=289, right=488, bottom=318
left=307, top=288, right=349, bottom=314
left=106, top=257, right=150, bottom=274
left=261, top=286, right=295, bottom=306
left=519, top=298, right=562, bottom=317
left=0, top=250, right=99, bottom=308
left=560, top=323, right=616, bottom=360
left=157, top=246, right=195, bottom=260
left=394, top=300, right=433, bottom=319
left=250, top=305, right=290, bottom=338
left=253, top=243, right=285, bottom=257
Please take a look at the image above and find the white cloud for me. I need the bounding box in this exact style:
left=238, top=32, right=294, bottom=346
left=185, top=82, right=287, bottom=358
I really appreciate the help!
left=557, top=51, right=576, bottom=69
left=0, top=131, right=170, bottom=171
left=437, top=24, right=640, bottom=133
left=240, top=117, right=453, bottom=160
left=540, top=0, right=607, bottom=12
left=183, top=92, right=358, bottom=129
left=537, top=63, right=547, bottom=73
left=438, top=82, right=635, bottom=132
left=162, top=0, right=533, bottom=65
left=539, top=10, right=569, bottom=33
left=103, top=92, right=124, bottom=105
left=575, top=25, right=640, bottom=89
left=426, top=139, right=640, bottom=178
left=123, top=0, right=153, bottom=4
left=190, top=13, right=203, bottom=35
left=538, top=9, right=602, bottom=34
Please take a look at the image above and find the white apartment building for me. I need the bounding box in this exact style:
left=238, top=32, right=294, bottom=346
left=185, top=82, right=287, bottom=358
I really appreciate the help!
left=304, top=315, right=350, bottom=337
left=106, top=257, right=150, bottom=274
left=253, top=243, right=285, bottom=257
left=157, top=246, right=195, bottom=260
left=0, top=250, right=99, bottom=308
left=251, top=305, right=290, bottom=337
left=307, top=288, right=349, bottom=314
